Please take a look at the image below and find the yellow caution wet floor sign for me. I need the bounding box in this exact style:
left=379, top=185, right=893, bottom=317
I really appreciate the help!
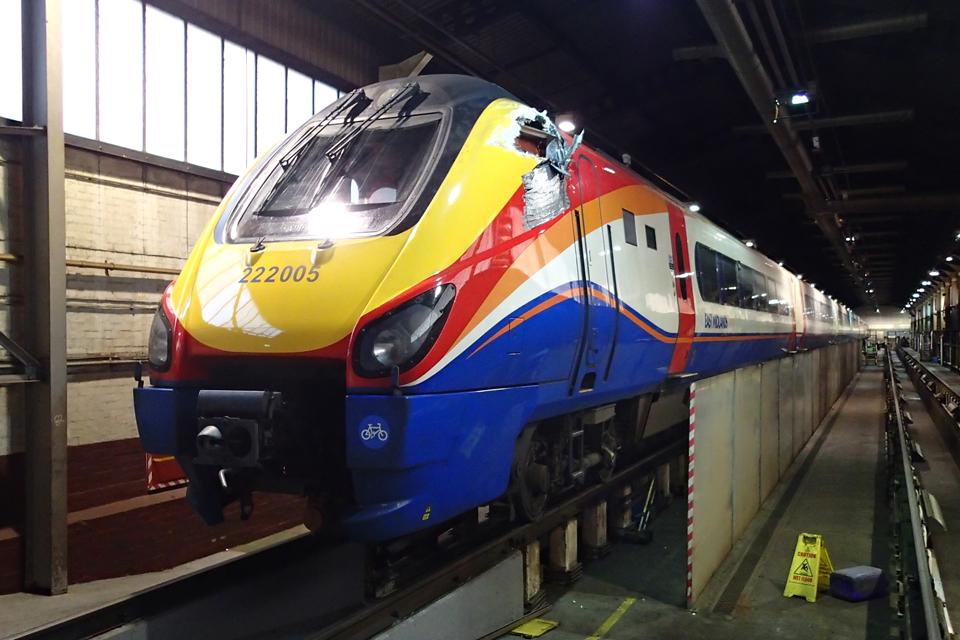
left=783, top=533, right=834, bottom=602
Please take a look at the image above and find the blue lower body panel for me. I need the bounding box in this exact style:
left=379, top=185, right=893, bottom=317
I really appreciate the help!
left=133, top=385, right=227, bottom=525
left=133, top=386, right=199, bottom=455
left=341, top=385, right=538, bottom=541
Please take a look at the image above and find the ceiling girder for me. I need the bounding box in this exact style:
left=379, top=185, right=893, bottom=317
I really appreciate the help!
left=733, top=110, right=913, bottom=135
left=827, top=194, right=960, bottom=215
left=840, top=186, right=906, bottom=198
left=673, top=13, right=928, bottom=60
left=767, top=162, right=907, bottom=179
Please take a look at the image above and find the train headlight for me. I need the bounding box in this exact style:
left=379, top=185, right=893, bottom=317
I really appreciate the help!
left=354, top=284, right=456, bottom=378
left=148, top=304, right=173, bottom=372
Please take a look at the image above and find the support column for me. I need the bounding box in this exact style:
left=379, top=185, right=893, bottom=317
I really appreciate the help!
left=582, top=500, right=610, bottom=559
left=22, top=0, right=68, bottom=595
left=546, top=519, right=582, bottom=584
left=522, top=540, right=545, bottom=611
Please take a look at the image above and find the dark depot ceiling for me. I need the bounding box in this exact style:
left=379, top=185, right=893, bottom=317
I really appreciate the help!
left=306, top=0, right=960, bottom=309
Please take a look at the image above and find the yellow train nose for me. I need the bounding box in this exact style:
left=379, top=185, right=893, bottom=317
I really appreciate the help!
left=173, top=233, right=411, bottom=354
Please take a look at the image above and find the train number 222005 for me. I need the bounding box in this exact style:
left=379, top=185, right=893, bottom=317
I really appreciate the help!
left=239, top=265, right=321, bottom=284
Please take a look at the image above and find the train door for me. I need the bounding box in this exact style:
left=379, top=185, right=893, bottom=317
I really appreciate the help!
left=569, top=155, right=618, bottom=394
left=667, top=203, right=695, bottom=374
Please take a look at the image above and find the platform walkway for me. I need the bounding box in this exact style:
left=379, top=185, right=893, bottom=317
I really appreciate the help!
left=517, top=368, right=895, bottom=640
left=904, top=346, right=960, bottom=393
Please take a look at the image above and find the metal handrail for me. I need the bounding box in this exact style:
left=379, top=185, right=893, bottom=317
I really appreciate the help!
left=886, top=349, right=943, bottom=639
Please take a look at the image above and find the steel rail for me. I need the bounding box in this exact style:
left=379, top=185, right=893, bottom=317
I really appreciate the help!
left=887, top=349, right=942, bottom=639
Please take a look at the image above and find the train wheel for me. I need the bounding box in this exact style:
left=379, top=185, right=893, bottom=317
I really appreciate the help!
left=514, top=438, right=549, bottom=521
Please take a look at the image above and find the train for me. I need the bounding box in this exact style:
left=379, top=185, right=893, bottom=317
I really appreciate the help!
left=134, top=75, right=865, bottom=542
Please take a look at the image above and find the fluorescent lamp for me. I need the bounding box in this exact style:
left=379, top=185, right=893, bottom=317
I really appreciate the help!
left=689, top=203, right=700, bottom=212
left=790, top=93, right=810, bottom=105
left=558, top=119, right=577, bottom=133
left=930, top=270, right=940, bottom=276
left=745, top=240, right=755, bottom=248
left=948, top=256, right=954, bottom=262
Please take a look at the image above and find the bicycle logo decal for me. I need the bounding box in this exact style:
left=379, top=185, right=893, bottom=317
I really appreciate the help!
left=360, top=415, right=389, bottom=449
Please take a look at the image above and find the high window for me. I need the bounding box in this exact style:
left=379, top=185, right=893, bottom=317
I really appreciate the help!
left=0, top=0, right=340, bottom=174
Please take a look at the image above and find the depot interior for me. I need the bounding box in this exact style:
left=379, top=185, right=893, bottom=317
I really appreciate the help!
left=1, top=1, right=959, bottom=640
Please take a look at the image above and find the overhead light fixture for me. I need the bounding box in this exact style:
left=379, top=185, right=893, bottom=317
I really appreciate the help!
left=778, top=261, right=784, bottom=267
left=913, top=293, right=920, bottom=298
left=555, top=113, right=578, bottom=133
left=745, top=239, right=755, bottom=248
left=930, top=270, right=940, bottom=276
left=688, top=203, right=701, bottom=212
left=797, top=274, right=803, bottom=280
left=790, top=93, right=810, bottom=105
left=947, top=256, right=955, bottom=262
left=922, top=280, right=932, bottom=286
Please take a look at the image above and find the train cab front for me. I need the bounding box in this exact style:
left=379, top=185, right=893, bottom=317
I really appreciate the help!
left=132, top=75, right=537, bottom=539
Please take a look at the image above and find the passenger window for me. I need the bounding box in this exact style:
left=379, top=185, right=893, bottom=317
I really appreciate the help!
left=738, top=264, right=755, bottom=310
left=779, top=287, right=791, bottom=316
left=623, top=209, right=638, bottom=246
left=695, top=243, right=721, bottom=304
left=719, top=254, right=740, bottom=307
left=753, top=270, right=768, bottom=312
left=674, top=234, right=688, bottom=300
left=645, top=225, right=657, bottom=250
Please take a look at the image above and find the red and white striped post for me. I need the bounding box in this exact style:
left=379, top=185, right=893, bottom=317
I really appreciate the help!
left=686, top=382, right=696, bottom=607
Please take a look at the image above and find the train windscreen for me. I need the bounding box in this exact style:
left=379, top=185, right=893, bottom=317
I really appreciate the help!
left=226, top=114, right=442, bottom=243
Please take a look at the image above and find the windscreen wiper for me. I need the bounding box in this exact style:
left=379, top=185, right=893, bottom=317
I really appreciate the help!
left=324, top=83, right=422, bottom=162
left=277, top=89, right=370, bottom=170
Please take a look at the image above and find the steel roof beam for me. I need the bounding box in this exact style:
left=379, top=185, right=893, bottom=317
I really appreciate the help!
left=674, top=13, right=928, bottom=59
left=801, top=14, right=928, bottom=44
left=733, top=110, right=913, bottom=134
left=841, top=186, right=906, bottom=198
left=827, top=194, right=960, bottom=214
left=767, top=162, right=907, bottom=179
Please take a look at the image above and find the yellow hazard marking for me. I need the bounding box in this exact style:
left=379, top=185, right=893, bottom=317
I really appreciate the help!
left=586, top=597, right=635, bottom=640
left=151, top=455, right=175, bottom=463
left=511, top=618, right=559, bottom=638
left=783, top=532, right=834, bottom=602
left=422, top=505, right=432, bottom=521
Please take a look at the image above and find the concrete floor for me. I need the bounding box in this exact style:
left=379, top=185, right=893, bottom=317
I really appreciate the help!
left=517, top=368, right=898, bottom=640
